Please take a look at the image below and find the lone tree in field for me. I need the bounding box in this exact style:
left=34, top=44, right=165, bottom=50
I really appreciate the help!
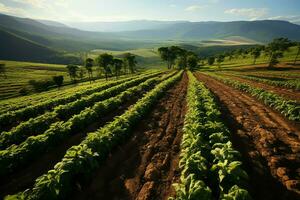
left=216, top=54, right=225, bottom=69
left=96, top=53, right=114, bottom=80
left=267, top=38, right=292, bottom=67
left=158, top=46, right=182, bottom=69
left=187, top=55, right=199, bottom=71
left=52, top=75, right=64, bottom=88
left=0, top=63, right=7, bottom=78
left=124, top=53, right=137, bottom=74
left=294, top=42, right=300, bottom=65
left=66, top=64, right=79, bottom=82
left=85, top=58, right=94, bottom=83
left=113, top=58, right=123, bottom=79
left=251, top=47, right=262, bottom=65
left=207, top=57, right=215, bottom=65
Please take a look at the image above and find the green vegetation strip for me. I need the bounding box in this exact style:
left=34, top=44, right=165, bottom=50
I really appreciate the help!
left=226, top=73, right=300, bottom=91
left=0, top=71, right=162, bottom=131
left=0, top=72, right=172, bottom=149
left=5, top=71, right=183, bottom=200
left=170, top=71, right=250, bottom=200
left=0, top=71, right=175, bottom=177
left=206, top=72, right=300, bottom=121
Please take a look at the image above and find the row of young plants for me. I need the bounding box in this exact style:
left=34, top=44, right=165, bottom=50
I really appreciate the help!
left=170, top=72, right=251, bottom=200
left=0, top=71, right=162, bottom=131
left=0, top=71, right=160, bottom=115
left=0, top=72, right=170, bottom=149
left=228, top=73, right=300, bottom=91
left=5, top=71, right=183, bottom=200
left=206, top=73, right=300, bottom=121
left=0, top=71, right=175, bottom=178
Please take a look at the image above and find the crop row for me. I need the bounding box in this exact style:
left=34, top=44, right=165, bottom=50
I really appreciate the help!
left=0, top=72, right=158, bottom=115
left=0, top=72, right=171, bottom=149
left=170, top=72, right=251, bottom=200
left=0, top=71, right=162, bottom=131
left=206, top=73, right=300, bottom=121
left=5, top=71, right=183, bottom=200
left=0, top=71, right=175, bottom=178
left=227, top=73, right=300, bottom=91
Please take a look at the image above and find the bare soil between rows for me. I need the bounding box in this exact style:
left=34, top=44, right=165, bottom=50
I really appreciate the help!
left=71, top=73, right=188, bottom=200
left=220, top=73, right=300, bottom=102
left=195, top=72, right=300, bottom=200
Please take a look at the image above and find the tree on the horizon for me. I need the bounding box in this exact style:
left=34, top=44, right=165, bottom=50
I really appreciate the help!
left=216, top=54, right=225, bottom=69
left=266, top=38, right=292, bottom=67
left=0, top=63, right=7, bottom=78
left=123, top=53, right=137, bottom=74
left=187, top=54, right=199, bottom=71
left=113, top=58, right=123, bottom=79
left=96, top=53, right=114, bottom=80
left=158, top=46, right=182, bottom=69
left=66, top=64, right=79, bottom=82
left=207, top=57, right=215, bottom=66
left=250, top=47, right=262, bottom=65
left=85, top=58, right=94, bottom=83
left=52, top=75, right=64, bottom=88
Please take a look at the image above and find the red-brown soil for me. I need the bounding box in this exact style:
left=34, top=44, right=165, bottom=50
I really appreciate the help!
left=195, top=72, right=300, bottom=200
left=220, top=73, right=300, bottom=102
left=0, top=84, right=156, bottom=198
left=72, top=73, right=188, bottom=200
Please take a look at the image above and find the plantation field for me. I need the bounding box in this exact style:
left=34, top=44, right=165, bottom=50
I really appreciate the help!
left=0, top=60, right=72, bottom=99
left=0, top=67, right=299, bottom=200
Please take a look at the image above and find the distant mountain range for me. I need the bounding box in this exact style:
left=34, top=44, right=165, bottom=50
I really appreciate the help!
left=1, top=13, right=300, bottom=63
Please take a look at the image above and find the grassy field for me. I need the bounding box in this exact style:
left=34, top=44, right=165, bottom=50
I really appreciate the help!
left=202, top=46, right=300, bottom=70
left=0, top=60, right=72, bottom=99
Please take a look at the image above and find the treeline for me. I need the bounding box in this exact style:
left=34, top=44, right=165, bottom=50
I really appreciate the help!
left=158, top=46, right=200, bottom=70
left=0, top=52, right=139, bottom=96
left=205, top=38, right=300, bottom=68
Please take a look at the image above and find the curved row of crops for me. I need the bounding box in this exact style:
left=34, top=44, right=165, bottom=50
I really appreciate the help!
left=227, top=73, right=300, bottom=91
left=0, top=71, right=163, bottom=131
left=0, top=71, right=175, bottom=177
left=205, top=73, right=300, bottom=121
left=5, top=71, right=183, bottom=200
left=170, top=72, right=251, bottom=200
left=0, top=71, right=174, bottom=150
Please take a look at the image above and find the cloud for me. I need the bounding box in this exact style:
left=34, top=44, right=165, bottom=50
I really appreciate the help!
left=169, top=4, right=176, bottom=8
left=267, top=15, right=300, bottom=24
left=225, top=8, right=268, bottom=20
left=0, top=3, right=27, bottom=16
left=11, top=0, right=47, bottom=8
left=185, top=5, right=208, bottom=12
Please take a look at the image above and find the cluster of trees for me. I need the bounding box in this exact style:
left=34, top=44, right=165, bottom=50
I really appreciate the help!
left=206, top=38, right=300, bottom=68
left=158, top=46, right=199, bottom=70
left=67, top=53, right=137, bottom=83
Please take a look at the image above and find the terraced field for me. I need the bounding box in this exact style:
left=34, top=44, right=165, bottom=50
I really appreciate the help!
left=1, top=67, right=299, bottom=200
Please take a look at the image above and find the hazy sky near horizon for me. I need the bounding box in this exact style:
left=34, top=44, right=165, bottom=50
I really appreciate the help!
left=0, top=0, right=299, bottom=23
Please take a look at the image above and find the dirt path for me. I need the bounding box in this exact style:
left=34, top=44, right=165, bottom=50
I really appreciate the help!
left=0, top=89, right=153, bottom=198
left=220, top=73, right=300, bottom=102
left=195, top=72, right=300, bottom=200
left=72, top=73, right=188, bottom=200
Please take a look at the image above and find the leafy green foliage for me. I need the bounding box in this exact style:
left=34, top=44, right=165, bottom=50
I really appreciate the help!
left=5, top=71, right=183, bottom=200
left=171, top=72, right=251, bottom=200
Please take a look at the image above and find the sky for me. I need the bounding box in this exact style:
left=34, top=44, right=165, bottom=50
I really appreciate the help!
left=0, top=0, right=299, bottom=24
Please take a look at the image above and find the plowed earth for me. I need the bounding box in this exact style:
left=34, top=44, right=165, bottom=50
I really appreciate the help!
left=72, top=73, right=188, bottom=200
left=220, top=73, right=300, bottom=101
left=195, top=72, right=300, bottom=200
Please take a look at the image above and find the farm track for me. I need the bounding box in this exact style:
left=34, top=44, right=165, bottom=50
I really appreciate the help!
left=0, top=84, right=155, bottom=198
left=72, top=73, right=188, bottom=200
left=195, top=72, right=300, bottom=200
left=220, top=73, right=300, bottom=102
